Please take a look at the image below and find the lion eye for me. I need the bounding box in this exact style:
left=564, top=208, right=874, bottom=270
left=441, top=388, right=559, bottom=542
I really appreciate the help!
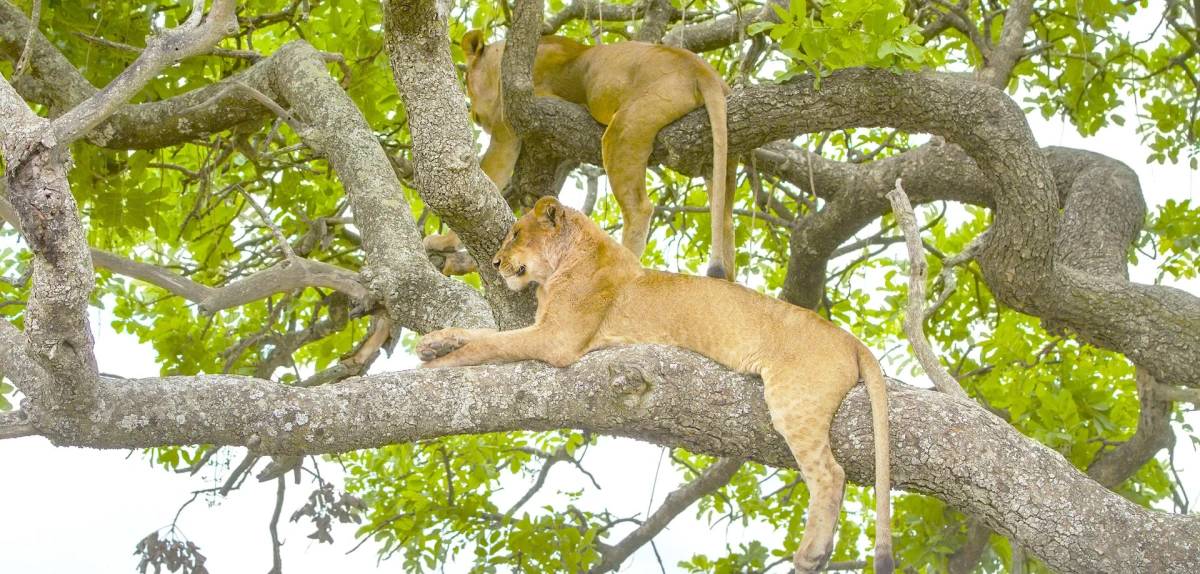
left=512, top=230, right=519, bottom=241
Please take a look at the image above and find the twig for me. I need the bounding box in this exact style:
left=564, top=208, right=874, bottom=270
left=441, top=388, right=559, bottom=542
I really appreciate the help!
left=924, top=232, right=988, bottom=321
left=174, top=445, right=221, bottom=475
left=267, top=477, right=285, bottom=574
left=655, top=205, right=793, bottom=230
left=588, top=457, right=742, bottom=574
left=885, top=179, right=969, bottom=399
left=234, top=184, right=300, bottom=261
left=581, top=165, right=603, bottom=216
left=220, top=452, right=260, bottom=496
left=504, top=444, right=571, bottom=519
left=13, top=0, right=42, bottom=78
left=72, top=31, right=264, bottom=61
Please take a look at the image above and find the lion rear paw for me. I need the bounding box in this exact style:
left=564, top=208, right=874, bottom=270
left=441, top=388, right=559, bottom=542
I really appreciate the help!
left=793, top=547, right=832, bottom=574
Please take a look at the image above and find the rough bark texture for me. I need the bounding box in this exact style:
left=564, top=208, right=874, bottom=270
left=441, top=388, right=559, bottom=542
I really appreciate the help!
left=268, top=41, right=495, bottom=333
left=2, top=3, right=1197, bottom=573
left=382, top=0, right=536, bottom=329
left=5, top=340, right=1198, bottom=574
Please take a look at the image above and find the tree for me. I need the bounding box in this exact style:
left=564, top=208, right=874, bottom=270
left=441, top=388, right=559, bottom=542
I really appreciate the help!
left=1, top=0, right=1199, bottom=572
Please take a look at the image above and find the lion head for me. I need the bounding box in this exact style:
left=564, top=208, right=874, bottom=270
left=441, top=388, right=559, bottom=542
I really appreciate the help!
left=491, top=196, right=568, bottom=290
left=461, top=30, right=504, bottom=131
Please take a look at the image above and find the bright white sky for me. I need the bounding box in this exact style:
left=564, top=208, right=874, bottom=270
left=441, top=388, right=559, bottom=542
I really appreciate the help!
left=4, top=6, right=1200, bottom=572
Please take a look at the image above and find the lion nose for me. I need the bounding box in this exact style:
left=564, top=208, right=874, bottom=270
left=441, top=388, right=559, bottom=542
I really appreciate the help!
left=491, top=257, right=501, bottom=270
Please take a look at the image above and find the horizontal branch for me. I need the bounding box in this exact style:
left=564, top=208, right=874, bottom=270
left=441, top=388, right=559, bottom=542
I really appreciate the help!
left=0, top=408, right=35, bottom=439
left=19, top=344, right=1200, bottom=574
left=660, top=0, right=783, bottom=53
left=90, top=249, right=370, bottom=316
left=0, top=193, right=370, bottom=316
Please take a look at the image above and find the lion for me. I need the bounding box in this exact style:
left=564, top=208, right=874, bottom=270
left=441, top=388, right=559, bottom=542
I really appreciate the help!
left=424, top=30, right=738, bottom=280
left=416, top=196, right=894, bottom=574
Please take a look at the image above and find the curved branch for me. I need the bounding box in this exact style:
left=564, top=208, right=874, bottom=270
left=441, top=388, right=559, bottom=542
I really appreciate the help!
left=19, top=345, right=1200, bottom=574
left=471, top=66, right=1200, bottom=388
left=886, top=179, right=969, bottom=398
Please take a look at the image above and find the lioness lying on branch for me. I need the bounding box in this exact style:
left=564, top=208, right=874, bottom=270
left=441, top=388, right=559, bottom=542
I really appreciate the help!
left=425, top=30, right=738, bottom=281
left=417, top=197, right=894, bottom=574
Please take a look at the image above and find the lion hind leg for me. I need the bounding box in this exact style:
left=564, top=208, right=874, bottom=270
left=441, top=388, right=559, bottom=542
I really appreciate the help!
left=600, top=101, right=687, bottom=257
left=424, top=230, right=465, bottom=253
left=790, top=437, right=846, bottom=574
left=764, top=374, right=851, bottom=574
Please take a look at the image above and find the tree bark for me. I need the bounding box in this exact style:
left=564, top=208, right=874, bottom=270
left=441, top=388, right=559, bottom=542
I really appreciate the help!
left=3, top=340, right=1197, bottom=574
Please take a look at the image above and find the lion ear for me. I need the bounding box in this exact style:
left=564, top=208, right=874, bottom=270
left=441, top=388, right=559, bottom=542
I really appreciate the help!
left=533, top=196, right=563, bottom=228
left=462, top=30, right=486, bottom=59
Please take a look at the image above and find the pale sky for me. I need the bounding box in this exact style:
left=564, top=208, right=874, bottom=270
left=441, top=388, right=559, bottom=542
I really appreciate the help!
left=4, top=5, right=1200, bottom=570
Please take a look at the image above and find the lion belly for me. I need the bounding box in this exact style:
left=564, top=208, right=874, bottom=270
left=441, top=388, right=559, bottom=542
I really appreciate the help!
left=591, top=271, right=799, bottom=374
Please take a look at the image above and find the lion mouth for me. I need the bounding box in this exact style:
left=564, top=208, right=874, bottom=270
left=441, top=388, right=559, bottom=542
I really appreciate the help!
left=515, top=265, right=526, bottom=277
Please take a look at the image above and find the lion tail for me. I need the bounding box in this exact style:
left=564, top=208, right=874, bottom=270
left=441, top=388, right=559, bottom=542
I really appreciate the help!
left=697, top=74, right=733, bottom=280
left=857, top=342, right=894, bottom=573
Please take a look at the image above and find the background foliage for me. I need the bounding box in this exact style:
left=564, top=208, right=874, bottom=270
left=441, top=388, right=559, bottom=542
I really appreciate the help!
left=2, top=0, right=1198, bottom=572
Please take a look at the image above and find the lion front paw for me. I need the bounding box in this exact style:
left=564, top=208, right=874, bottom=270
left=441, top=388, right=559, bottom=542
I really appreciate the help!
left=417, top=329, right=471, bottom=362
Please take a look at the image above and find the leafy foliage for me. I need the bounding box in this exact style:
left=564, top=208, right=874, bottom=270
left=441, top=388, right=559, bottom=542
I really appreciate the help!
left=752, top=0, right=930, bottom=83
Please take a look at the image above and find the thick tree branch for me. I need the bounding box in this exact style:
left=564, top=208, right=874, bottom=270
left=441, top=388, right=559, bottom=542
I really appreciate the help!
left=16, top=344, right=1200, bottom=573
left=381, top=0, right=534, bottom=329
left=544, top=0, right=673, bottom=35
left=0, top=408, right=36, bottom=439
left=590, top=457, right=743, bottom=573
left=0, top=315, right=50, bottom=393
left=479, top=67, right=1198, bottom=388
left=1086, top=367, right=1175, bottom=487
left=1154, top=383, right=1200, bottom=405
left=268, top=41, right=495, bottom=334
left=946, top=516, right=993, bottom=574
left=633, top=0, right=675, bottom=43
left=502, top=0, right=545, bottom=141
left=2, top=68, right=98, bottom=411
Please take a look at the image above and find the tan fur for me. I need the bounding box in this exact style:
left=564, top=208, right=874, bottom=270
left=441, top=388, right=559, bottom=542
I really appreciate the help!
left=417, top=197, right=894, bottom=574
left=432, top=30, right=737, bottom=280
